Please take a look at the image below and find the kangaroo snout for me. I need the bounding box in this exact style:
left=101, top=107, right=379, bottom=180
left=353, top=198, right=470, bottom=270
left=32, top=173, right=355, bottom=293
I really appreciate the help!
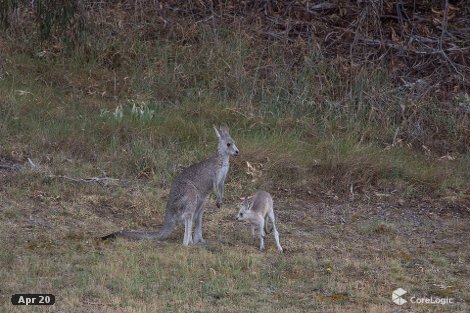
left=234, top=149, right=239, bottom=156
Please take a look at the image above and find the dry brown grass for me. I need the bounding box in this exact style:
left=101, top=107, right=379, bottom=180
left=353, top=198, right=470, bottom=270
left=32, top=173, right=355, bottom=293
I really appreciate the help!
left=1, top=168, right=469, bottom=312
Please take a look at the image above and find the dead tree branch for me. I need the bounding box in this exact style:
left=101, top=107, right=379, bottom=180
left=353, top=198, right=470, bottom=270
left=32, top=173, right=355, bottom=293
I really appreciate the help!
left=0, top=164, right=20, bottom=171
left=47, top=175, right=121, bottom=184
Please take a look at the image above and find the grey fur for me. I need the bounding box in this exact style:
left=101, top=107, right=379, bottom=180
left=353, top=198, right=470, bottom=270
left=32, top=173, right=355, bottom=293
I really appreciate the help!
left=102, top=125, right=239, bottom=245
left=236, top=191, right=283, bottom=252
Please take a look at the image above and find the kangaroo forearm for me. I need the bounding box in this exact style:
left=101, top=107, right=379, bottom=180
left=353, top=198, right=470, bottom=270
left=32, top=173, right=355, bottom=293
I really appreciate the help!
left=218, top=184, right=225, bottom=202
left=214, top=183, right=224, bottom=202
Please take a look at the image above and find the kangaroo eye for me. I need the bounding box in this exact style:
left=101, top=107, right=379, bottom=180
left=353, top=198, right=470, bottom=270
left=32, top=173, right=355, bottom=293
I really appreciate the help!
left=240, top=213, right=243, bottom=217
left=227, top=143, right=231, bottom=147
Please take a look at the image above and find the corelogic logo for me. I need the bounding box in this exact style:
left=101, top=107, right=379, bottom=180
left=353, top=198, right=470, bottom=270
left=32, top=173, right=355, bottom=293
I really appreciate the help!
left=392, top=288, right=455, bottom=306
left=392, top=288, right=407, bottom=305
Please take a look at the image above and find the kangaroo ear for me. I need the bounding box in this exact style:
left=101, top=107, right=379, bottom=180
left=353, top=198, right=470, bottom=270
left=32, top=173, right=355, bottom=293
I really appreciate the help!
left=213, top=125, right=221, bottom=138
left=243, top=194, right=251, bottom=206
left=219, top=124, right=229, bottom=135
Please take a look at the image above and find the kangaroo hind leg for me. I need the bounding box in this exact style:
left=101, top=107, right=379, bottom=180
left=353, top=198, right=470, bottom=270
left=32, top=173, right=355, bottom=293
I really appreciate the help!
left=182, top=209, right=194, bottom=246
left=193, top=198, right=207, bottom=244
left=257, top=216, right=266, bottom=250
left=269, top=211, right=283, bottom=252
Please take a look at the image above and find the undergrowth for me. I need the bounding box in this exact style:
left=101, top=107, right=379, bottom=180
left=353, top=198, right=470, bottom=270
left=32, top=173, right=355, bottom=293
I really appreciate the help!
left=0, top=3, right=469, bottom=200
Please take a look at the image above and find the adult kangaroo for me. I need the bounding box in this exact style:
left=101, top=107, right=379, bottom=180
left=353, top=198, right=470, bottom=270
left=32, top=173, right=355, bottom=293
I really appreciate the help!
left=102, top=125, right=239, bottom=245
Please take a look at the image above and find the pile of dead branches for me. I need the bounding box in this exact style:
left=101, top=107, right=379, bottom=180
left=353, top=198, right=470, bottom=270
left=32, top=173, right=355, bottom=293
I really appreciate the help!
left=2, top=0, right=469, bottom=97
left=94, top=0, right=469, bottom=98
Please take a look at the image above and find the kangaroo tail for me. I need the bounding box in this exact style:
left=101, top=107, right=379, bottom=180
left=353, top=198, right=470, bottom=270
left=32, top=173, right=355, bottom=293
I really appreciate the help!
left=101, top=230, right=161, bottom=240
left=264, top=216, right=273, bottom=234
left=156, top=211, right=177, bottom=240
left=102, top=212, right=177, bottom=241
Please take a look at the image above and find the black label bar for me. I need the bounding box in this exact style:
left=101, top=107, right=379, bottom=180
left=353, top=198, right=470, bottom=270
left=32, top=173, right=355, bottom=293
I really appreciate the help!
left=11, top=294, right=55, bottom=305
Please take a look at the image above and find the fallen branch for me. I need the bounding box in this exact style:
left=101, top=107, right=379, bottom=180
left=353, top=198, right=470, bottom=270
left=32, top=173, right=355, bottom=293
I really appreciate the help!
left=0, top=164, right=20, bottom=171
left=361, top=37, right=470, bottom=75
left=307, top=2, right=337, bottom=12
left=0, top=158, right=37, bottom=171
left=47, top=175, right=121, bottom=184
left=361, top=38, right=440, bottom=55
left=2, top=158, right=124, bottom=185
left=435, top=0, right=467, bottom=80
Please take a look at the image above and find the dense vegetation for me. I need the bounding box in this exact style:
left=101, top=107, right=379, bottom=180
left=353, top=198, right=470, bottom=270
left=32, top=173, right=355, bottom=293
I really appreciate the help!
left=1, top=1, right=468, bottom=198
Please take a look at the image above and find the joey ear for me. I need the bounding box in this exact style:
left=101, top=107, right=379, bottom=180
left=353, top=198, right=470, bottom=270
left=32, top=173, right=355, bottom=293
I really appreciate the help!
left=243, top=194, right=250, bottom=205
left=213, top=125, right=221, bottom=138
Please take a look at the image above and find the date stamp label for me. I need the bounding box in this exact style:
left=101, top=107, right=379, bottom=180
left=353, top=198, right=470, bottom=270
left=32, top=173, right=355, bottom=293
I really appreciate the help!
left=11, top=294, right=55, bottom=305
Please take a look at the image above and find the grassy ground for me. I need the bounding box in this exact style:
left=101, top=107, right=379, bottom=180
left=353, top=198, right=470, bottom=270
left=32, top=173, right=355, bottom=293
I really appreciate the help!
left=1, top=169, right=469, bottom=312
left=1, top=95, right=469, bottom=312
left=1, top=16, right=469, bottom=312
